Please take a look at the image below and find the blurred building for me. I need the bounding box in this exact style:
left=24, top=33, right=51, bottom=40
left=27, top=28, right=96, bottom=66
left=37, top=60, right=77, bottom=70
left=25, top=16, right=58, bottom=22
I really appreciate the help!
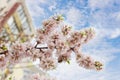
left=0, top=1, right=45, bottom=80
left=0, top=0, right=35, bottom=43
left=5, top=61, right=44, bottom=80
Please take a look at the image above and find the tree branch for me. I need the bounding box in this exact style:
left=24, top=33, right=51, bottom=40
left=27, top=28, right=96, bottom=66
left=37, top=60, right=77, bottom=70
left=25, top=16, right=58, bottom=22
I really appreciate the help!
left=0, top=50, right=8, bottom=55
left=35, top=47, right=48, bottom=49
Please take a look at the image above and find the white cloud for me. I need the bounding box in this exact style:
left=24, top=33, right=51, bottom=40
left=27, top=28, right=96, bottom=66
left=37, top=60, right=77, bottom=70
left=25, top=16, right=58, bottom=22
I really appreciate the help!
left=30, top=5, right=44, bottom=17
left=48, top=2, right=57, bottom=11
left=88, top=0, right=112, bottom=10
left=116, top=13, right=120, bottom=21
left=112, top=12, right=120, bottom=21
left=109, top=12, right=120, bottom=39
left=26, top=0, right=57, bottom=19
left=48, top=56, right=90, bottom=80
left=110, top=28, right=120, bottom=39
left=37, top=0, right=47, bottom=4
left=26, top=0, right=45, bottom=17
left=54, top=7, right=85, bottom=28
left=65, top=7, right=85, bottom=27
left=89, top=11, right=120, bottom=39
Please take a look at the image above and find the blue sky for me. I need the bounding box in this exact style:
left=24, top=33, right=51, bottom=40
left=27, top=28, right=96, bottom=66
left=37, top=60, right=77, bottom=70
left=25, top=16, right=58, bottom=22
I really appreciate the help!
left=26, top=0, right=120, bottom=80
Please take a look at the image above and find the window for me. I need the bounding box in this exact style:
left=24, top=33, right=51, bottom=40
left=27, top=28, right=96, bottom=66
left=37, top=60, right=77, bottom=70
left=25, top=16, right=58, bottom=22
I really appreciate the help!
left=0, top=28, right=9, bottom=41
left=7, top=16, right=19, bottom=39
left=17, top=5, right=26, bottom=21
left=10, top=22, right=19, bottom=35
left=17, top=5, right=31, bottom=35
left=22, top=20, right=31, bottom=35
left=7, top=16, right=14, bottom=25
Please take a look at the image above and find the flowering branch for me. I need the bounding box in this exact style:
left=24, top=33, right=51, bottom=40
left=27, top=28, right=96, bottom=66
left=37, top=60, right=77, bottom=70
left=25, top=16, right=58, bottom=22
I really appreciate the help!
left=0, top=15, right=103, bottom=79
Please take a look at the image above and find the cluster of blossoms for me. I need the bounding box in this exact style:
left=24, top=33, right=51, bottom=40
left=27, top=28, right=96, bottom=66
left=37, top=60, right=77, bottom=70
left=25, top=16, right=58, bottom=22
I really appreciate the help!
left=74, top=46, right=102, bottom=70
left=0, top=15, right=103, bottom=74
left=0, top=44, right=9, bottom=70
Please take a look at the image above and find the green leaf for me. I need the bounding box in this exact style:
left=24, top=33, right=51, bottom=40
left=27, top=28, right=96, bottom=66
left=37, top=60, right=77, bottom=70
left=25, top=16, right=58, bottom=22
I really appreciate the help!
left=2, top=46, right=7, bottom=50
left=9, top=76, right=12, bottom=80
left=90, top=27, right=94, bottom=31
left=67, top=60, right=70, bottom=64
left=57, top=15, right=64, bottom=21
left=80, top=31, right=86, bottom=37
left=21, top=37, right=26, bottom=43
left=68, top=26, right=72, bottom=30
